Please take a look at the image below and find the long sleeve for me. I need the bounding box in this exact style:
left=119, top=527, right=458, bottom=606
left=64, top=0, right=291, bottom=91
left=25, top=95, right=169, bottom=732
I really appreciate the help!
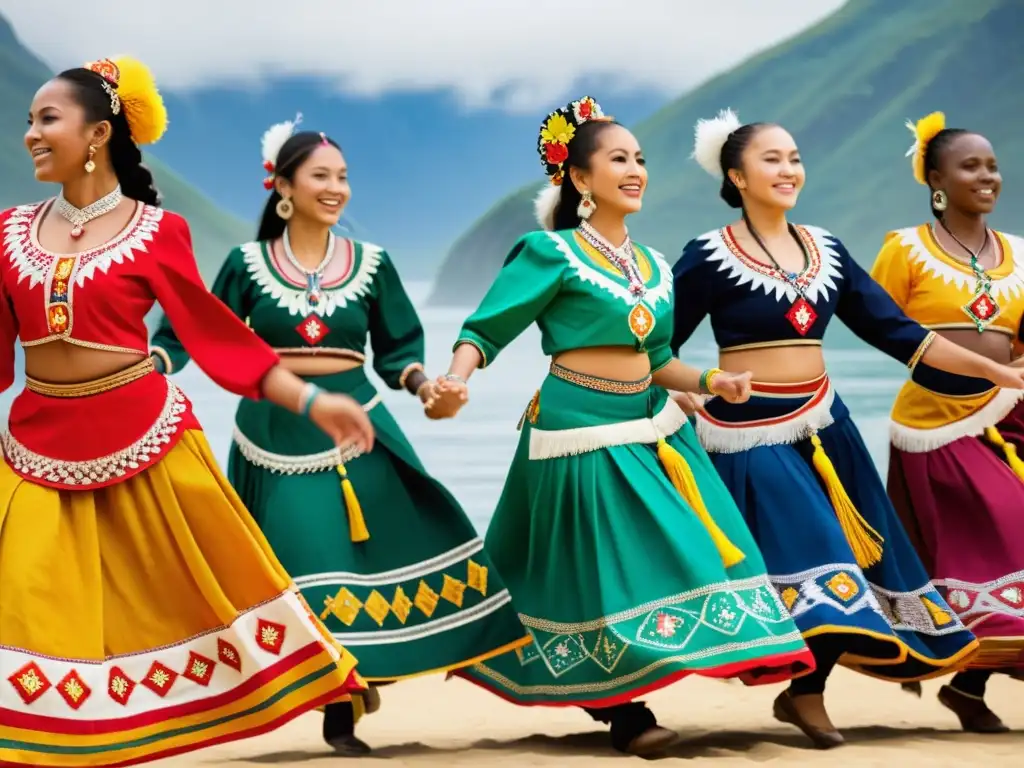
left=833, top=235, right=931, bottom=366
left=367, top=249, right=426, bottom=390
left=0, top=275, right=18, bottom=394
left=147, top=213, right=278, bottom=399
left=455, top=232, right=565, bottom=368
left=868, top=232, right=915, bottom=310
left=670, top=237, right=714, bottom=356
left=149, top=246, right=252, bottom=375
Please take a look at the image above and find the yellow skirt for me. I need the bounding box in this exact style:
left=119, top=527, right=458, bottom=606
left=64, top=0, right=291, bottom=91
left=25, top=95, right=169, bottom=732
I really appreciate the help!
left=0, top=429, right=363, bottom=767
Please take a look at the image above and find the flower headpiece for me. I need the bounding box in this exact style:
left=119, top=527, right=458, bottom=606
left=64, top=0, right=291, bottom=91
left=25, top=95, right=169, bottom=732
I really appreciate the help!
left=904, top=111, right=946, bottom=185
left=691, top=108, right=741, bottom=178
left=260, top=113, right=303, bottom=189
left=84, top=56, right=167, bottom=145
left=537, top=96, right=610, bottom=187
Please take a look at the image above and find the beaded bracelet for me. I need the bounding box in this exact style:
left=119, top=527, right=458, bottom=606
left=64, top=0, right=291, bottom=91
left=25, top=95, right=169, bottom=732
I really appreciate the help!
left=699, top=368, right=724, bottom=395
left=298, top=382, right=323, bottom=418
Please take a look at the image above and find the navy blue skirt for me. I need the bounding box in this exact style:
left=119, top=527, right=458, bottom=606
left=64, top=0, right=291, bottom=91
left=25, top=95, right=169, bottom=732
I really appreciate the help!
left=695, top=375, right=978, bottom=681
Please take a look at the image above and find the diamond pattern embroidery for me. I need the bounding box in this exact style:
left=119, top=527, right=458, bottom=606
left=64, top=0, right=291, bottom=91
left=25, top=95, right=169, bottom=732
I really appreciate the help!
left=441, top=574, right=467, bottom=608
left=108, top=667, right=136, bottom=706
left=363, top=590, right=391, bottom=626
left=392, top=587, right=413, bottom=624
left=414, top=580, right=440, bottom=617
left=322, top=587, right=363, bottom=626
left=141, top=661, right=179, bottom=697
left=8, top=662, right=51, bottom=705
left=785, top=297, right=817, bottom=336
left=296, top=314, right=329, bottom=345
left=467, top=559, right=488, bottom=596
left=256, top=619, right=287, bottom=655
left=182, top=651, right=216, bottom=686
left=57, top=670, right=92, bottom=710
left=218, top=638, right=243, bottom=671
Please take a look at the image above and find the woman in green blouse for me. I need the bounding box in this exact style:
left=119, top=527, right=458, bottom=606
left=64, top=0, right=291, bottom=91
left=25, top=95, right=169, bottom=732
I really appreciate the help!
left=426, top=97, right=815, bottom=757
left=149, top=119, right=529, bottom=755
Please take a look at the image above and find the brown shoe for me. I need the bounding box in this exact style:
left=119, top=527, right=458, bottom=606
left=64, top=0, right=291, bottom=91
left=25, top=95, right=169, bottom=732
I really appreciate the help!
left=773, top=691, right=844, bottom=749
left=625, top=725, right=680, bottom=756
left=938, top=685, right=1010, bottom=734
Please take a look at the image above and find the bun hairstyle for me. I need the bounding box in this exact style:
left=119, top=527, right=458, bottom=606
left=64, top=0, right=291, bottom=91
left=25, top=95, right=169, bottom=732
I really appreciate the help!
left=533, top=96, right=619, bottom=230
left=255, top=113, right=343, bottom=242
left=57, top=56, right=168, bottom=206
left=904, top=111, right=970, bottom=218
left=691, top=108, right=771, bottom=209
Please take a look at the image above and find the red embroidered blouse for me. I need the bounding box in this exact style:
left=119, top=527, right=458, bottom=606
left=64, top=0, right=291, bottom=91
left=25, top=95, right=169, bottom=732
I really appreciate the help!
left=0, top=201, right=279, bottom=398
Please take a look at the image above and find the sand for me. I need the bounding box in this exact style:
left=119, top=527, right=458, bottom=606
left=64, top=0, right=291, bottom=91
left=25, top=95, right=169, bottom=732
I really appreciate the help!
left=159, top=668, right=1024, bottom=766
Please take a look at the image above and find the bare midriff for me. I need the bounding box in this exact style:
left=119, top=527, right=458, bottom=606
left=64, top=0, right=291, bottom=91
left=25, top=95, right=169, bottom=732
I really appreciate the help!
left=25, top=342, right=146, bottom=384
left=936, top=328, right=1013, bottom=364
left=720, top=344, right=826, bottom=384
left=553, top=346, right=652, bottom=381
left=277, top=352, right=363, bottom=377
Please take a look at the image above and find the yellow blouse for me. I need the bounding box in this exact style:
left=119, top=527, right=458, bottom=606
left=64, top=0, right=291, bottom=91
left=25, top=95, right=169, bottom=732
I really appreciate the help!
left=869, top=224, right=1024, bottom=453
left=870, top=224, right=1024, bottom=337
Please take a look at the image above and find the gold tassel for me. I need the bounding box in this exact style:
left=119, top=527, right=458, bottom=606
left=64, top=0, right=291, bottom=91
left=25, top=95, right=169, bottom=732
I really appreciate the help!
left=983, top=426, right=1024, bottom=482
left=656, top=438, right=745, bottom=567
left=809, top=434, right=883, bottom=568
left=337, top=464, right=370, bottom=542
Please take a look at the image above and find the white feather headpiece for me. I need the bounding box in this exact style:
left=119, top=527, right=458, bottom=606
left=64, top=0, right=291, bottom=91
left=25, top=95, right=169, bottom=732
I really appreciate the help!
left=261, top=112, right=303, bottom=178
left=534, top=184, right=561, bottom=230
left=691, top=108, right=741, bottom=178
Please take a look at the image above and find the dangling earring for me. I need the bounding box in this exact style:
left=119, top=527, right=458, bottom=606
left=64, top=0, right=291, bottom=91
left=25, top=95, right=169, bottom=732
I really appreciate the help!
left=577, top=190, right=595, bottom=220
left=276, top=197, right=294, bottom=220
left=932, top=189, right=948, bottom=212
left=84, top=145, right=96, bottom=174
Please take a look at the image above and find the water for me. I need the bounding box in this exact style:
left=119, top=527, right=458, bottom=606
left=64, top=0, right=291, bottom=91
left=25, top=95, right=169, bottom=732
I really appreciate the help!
left=0, top=281, right=907, bottom=532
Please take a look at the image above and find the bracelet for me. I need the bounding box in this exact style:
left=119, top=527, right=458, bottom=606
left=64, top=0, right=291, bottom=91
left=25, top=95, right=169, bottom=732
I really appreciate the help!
left=699, top=368, right=723, bottom=395
left=443, top=373, right=466, bottom=385
left=298, top=382, right=323, bottom=418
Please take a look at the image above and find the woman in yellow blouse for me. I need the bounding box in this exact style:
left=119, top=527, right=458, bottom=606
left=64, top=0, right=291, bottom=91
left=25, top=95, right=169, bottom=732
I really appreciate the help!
left=871, top=112, right=1024, bottom=733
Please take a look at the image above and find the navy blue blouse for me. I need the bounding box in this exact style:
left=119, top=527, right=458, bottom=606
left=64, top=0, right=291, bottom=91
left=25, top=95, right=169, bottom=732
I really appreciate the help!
left=670, top=224, right=930, bottom=365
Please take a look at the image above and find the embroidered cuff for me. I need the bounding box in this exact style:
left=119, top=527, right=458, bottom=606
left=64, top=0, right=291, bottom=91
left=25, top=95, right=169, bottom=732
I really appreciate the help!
left=453, top=336, right=491, bottom=369
left=150, top=346, right=173, bottom=375
left=907, top=330, right=937, bottom=371
left=398, top=362, right=425, bottom=389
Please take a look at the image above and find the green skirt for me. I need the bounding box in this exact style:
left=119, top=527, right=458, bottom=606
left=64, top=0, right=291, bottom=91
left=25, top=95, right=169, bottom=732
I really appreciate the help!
left=229, top=367, right=530, bottom=680
left=457, top=372, right=814, bottom=707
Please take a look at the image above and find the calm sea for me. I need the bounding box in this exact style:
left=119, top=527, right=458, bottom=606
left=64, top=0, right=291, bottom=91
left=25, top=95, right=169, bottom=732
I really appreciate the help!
left=0, top=281, right=907, bottom=531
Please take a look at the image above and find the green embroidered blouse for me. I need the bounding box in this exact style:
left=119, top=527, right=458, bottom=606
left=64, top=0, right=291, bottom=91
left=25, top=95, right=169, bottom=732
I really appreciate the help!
left=150, top=238, right=425, bottom=390
left=456, top=229, right=675, bottom=371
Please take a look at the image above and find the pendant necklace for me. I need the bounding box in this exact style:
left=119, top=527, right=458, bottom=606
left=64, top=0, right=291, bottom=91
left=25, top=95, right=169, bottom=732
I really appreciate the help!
left=282, top=227, right=336, bottom=311
left=55, top=185, right=123, bottom=239
left=742, top=212, right=816, bottom=336
left=937, top=220, right=998, bottom=332
left=577, top=220, right=655, bottom=349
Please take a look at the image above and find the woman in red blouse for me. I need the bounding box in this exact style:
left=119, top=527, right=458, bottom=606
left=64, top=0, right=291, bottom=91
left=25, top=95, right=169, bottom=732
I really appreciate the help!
left=0, top=56, right=374, bottom=767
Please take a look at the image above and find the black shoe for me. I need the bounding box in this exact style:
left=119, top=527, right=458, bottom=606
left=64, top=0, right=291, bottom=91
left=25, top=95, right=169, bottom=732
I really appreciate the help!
left=326, top=734, right=372, bottom=756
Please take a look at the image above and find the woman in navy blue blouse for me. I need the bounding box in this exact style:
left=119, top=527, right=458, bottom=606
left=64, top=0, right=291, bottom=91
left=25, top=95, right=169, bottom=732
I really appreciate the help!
left=670, top=109, right=1024, bottom=748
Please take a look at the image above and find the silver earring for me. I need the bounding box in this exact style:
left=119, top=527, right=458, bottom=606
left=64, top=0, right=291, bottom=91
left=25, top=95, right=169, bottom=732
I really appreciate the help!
left=931, top=189, right=948, bottom=212
left=577, top=190, right=595, bottom=220
left=276, top=197, right=294, bottom=220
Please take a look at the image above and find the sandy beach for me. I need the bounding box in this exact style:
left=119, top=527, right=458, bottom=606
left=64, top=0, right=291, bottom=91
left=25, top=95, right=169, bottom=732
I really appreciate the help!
left=159, top=668, right=1024, bottom=766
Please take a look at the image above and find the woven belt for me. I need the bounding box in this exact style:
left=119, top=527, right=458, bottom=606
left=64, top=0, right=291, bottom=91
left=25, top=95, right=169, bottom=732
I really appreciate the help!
left=549, top=362, right=652, bottom=394
left=25, top=357, right=155, bottom=398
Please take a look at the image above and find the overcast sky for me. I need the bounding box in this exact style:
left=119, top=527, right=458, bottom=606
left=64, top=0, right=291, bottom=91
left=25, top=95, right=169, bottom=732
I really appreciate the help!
left=0, top=1, right=846, bottom=112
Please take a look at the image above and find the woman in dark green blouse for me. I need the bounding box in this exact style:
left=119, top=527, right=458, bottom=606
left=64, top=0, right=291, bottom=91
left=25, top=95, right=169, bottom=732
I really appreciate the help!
left=149, top=120, right=529, bottom=755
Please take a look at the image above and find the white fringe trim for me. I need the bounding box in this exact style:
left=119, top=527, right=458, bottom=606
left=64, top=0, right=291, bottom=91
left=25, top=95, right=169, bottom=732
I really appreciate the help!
left=233, top=394, right=381, bottom=473
left=528, top=398, right=687, bottom=460
left=695, top=382, right=835, bottom=454
left=890, top=387, right=1024, bottom=453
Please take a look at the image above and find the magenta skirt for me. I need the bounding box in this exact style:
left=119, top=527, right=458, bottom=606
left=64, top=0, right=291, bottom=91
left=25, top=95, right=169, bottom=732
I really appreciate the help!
left=888, top=399, right=1024, bottom=669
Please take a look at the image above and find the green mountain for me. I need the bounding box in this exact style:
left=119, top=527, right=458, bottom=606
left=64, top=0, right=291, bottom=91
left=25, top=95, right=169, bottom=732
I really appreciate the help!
left=429, top=0, right=1024, bottom=306
left=0, top=15, right=249, bottom=281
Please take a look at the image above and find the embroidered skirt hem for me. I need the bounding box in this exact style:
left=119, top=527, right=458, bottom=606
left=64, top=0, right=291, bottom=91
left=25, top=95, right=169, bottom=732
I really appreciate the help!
left=457, top=375, right=814, bottom=706
left=230, top=367, right=530, bottom=680
left=0, top=428, right=362, bottom=768
left=698, top=377, right=979, bottom=682
left=888, top=397, right=1024, bottom=671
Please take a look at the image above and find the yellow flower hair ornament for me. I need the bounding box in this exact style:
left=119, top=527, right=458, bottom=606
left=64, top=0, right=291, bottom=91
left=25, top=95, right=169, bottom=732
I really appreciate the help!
left=904, top=111, right=945, bottom=185
left=84, top=56, right=168, bottom=146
